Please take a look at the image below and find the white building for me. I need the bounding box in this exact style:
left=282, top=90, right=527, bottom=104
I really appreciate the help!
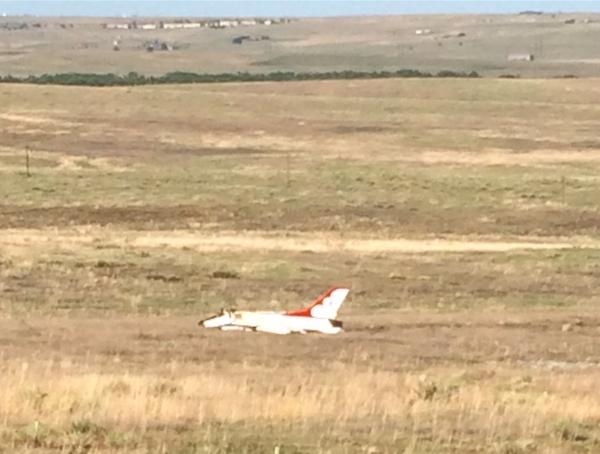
left=163, top=22, right=185, bottom=29
left=218, top=19, right=238, bottom=27
left=105, top=23, right=129, bottom=30
left=508, top=53, right=535, bottom=61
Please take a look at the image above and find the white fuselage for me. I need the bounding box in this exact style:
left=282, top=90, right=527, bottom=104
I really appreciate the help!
left=202, top=310, right=342, bottom=335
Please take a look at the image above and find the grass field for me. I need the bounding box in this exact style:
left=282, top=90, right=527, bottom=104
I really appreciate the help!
left=1, top=78, right=600, bottom=452
left=2, top=13, right=600, bottom=77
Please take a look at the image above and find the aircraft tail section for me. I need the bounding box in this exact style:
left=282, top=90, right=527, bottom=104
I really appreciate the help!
left=286, top=287, right=349, bottom=319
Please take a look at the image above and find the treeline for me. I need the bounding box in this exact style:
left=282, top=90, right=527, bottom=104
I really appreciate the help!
left=0, top=69, right=480, bottom=86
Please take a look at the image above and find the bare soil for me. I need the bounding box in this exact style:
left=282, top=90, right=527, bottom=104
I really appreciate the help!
left=2, top=309, right=599, bottom=372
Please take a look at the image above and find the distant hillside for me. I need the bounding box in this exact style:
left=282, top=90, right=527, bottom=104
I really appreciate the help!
left=1, top=13, right=599, bottom=77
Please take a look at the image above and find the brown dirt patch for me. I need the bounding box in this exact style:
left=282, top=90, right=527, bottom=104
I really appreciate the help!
left=1, top=309, right=599, bottom=370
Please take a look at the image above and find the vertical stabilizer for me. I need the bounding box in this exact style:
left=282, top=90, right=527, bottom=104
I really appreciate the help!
left=286, top=287, right=349, bottom=319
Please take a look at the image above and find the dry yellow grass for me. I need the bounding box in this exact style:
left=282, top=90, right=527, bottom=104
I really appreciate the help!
left=2, top=358, right=600, bottom=452
left=2, top=227, right=599, bottom=257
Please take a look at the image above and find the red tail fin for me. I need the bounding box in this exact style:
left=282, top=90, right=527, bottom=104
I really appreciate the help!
left=286, top=287, right=349, bottom=319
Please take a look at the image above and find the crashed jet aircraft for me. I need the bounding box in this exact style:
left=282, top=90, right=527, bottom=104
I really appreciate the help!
left=199, top=287, right=350, bottom=335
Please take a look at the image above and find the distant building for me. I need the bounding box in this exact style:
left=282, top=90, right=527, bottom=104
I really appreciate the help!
left=104, top=23, right=129, bottom=30
left=218, top=19, right=238, bottom=27
left=140, top=23, right=157, bottom=30
left=508, top=53, right=535, bottom=61
left=163, top=22, right=185, bottom=29
left=415, top=29, right=431, bottom=35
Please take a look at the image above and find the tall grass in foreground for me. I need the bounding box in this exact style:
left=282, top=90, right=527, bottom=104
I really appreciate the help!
left=1, top=359, right=599, bottom=452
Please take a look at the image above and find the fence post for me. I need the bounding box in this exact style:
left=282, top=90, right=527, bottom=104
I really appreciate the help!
left=25, top=146, right=31, bottom=177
